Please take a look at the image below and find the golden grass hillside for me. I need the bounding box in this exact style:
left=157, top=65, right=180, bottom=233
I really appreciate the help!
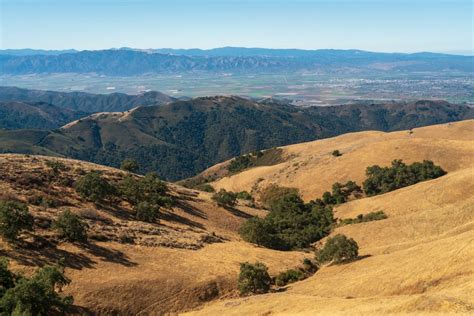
left=186, top=164, right=474, bottom=315
left=0, top=154, right=306, bottom=315
left=208, top=119, right=474, bottom=201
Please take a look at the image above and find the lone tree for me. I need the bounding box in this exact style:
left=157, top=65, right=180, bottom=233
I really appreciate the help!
left=134, top=202, right=159, bottom=223
left=53, top=210, right=87, bottom=242
left=212, top=189, right=237, bottom=207
left=75, top=171, right=115, bottom=203
left=120, top=159, right=139, bottom=173
left=238, top=262, right=272, bottom=295
left=316, top=234, right=359, bottom=264
left=332, top=150, right=342, bottom=157
left=0, top=201, right=33, bottom=241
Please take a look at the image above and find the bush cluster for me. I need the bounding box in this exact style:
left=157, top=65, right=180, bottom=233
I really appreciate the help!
left=259, top=184, right=299, bottom=209
left=321, top=181, right=362, bottom=205
left=239, top=191, right=334, bottom=250
left=275, top=269, right=304, bottom=286
left=212, top=189, right=237, bottom=207
left=238, top=262, right=272, bottom=295
left=0, top=258, right=73, bottom=315
left=75, top=171, right=115, bottom=203
left=0, top=201, right=33, bottom=241
left=339, top=211, right=387, bottom=225
left=120, top=159, right=139, bottom=173
left=195, top=183, right=215, bottom=192
left=119, top=172, right=172, bottom=222
left=363, top=160, right=446, bottom=196
left=53, top=209, right=88, bottom=242
left=316, top=234, right=359, bottom=264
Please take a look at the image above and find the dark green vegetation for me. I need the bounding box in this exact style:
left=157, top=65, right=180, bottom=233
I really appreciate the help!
left=275, top=269, right=305, bottom=286
left=316, top=234, right=359, bottom=264
left=120, top=158, right=139, bottom=173
left=134, top=202, right=159, bottom=223
left=118, top=173, right=172, bottom=208
left=321, top=181, right=362, bottom=205
left=75, top=172, right=116, bottom=203
left=239, top=191, right=334, bottom=250
left=212, top=189, right=237, bottom=207
left=332, top=150, right=342, bottom=157
left=53, top=210, right=88, bottom=242
left=0, top=201, right=33, bottom=241
left=0, top=95, right=470, bottom=180
left=363, top=160, right=446, bottom=196
left=1, top=49, right=472, bottom=75
left=238, top=262, right=272, bottom=295
left=0, top=101, right=87, bottom=130
left=0, top=86, right=175, bottom=113
left=339, top=211, right=388, bottom=226
left=0, top=258, right=73, bottom=315
left=227, top=148, right=283, bottom=174
left=194, top=183, right=215, bottom=192
left=240, top=160, right=445, bottom=251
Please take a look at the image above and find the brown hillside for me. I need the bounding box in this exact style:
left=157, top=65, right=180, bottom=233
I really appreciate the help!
left=186, top=166, right=474, bottom=315
left=0, top=154, right=306, bottom=315
left=208, top=120, right=474, bottom=201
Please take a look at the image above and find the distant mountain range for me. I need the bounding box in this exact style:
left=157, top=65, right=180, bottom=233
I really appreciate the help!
left=0, top=89, right=472, bottom=180
left=1, top=48, right=472, bottom=76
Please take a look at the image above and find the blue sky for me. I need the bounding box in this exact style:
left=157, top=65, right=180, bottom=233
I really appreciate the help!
left=1, top=0, right=473, bottom=53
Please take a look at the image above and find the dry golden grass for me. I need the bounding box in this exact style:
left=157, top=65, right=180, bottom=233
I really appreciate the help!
left=210, top=120, right=474, bottom=201
left=0, top=154, right=306, bottom=314
left=185, top=120, right=474, bottom=315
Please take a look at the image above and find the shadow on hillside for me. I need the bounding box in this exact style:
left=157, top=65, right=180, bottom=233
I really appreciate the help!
left=329, top=254, right=372, bottom=266
left=160, top=209, right=205, bottom=229
left=2, top=238, right=137, bottom=269
left=175, top=201, right=208, bottom=219
left=97, top=202, right=134, bottom=221
left=223, top=206, right=253, bottom=219
left=0, top=241, right=95, bottom=270
left=79, top=242, right=137, bottom=267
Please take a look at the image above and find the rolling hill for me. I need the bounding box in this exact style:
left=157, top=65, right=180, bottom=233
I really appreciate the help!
left=0, top=101, right=87, bottom=130
left=185, top=119, right=474, bottom=315
left=200, top=120, right=474, bottom=200
left=0, top=97, right=472, bottom=180
left=1, top=120, right=472, bottom=315
left=0, top=86, right=175, bottom=113
left=0, top=154, right=307, bottom=314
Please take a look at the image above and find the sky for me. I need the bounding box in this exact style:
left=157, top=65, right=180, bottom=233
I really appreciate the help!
left=1, top=0, right=473, bottom=54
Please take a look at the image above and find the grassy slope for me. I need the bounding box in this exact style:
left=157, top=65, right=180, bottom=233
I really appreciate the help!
left=210, top=120, right=474, bottom=201
left=0, top=154, right=306, bottom=315
left=185, top=120, right=474, bottom=315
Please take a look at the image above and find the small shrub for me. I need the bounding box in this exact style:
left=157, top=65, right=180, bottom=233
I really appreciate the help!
left=45, top=160, right=67, bottom=174
left=53, top=210, right=87, bottom=242
left=0, top=201, right=33, bottom=241
left=134, top=202, right=159, bottom=223
left=332, top=150, right=342, bottom=157
left=275, top=269, right=304, bottom=286
left=238, top=262, right=272, bottom=295
left=120, top=159, right=139, bottom=173
left=317, top=234, right=359, bottom=264
left=339, top=211, right=387, bottom=225
left=75, top=171, right=115, bottom=203
left=236, top=191, right=253, bottom=201
left=195, top=183, right=215, bottom=192
left=212, top=189, right=237, bottom=207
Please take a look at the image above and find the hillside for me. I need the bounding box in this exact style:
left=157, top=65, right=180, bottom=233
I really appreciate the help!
left=0, top=96, right=472, bottom=180
left=185, top=120, right=474, bottom=315
left=0, top=101, right=87, bottom=130
left=0, top=154, right=306, bottom=314
left=204, top=120, right=474, bottom=200
left=0, top=86, right=175, bottom=113
left=1, top=49, right=472, bottom=75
